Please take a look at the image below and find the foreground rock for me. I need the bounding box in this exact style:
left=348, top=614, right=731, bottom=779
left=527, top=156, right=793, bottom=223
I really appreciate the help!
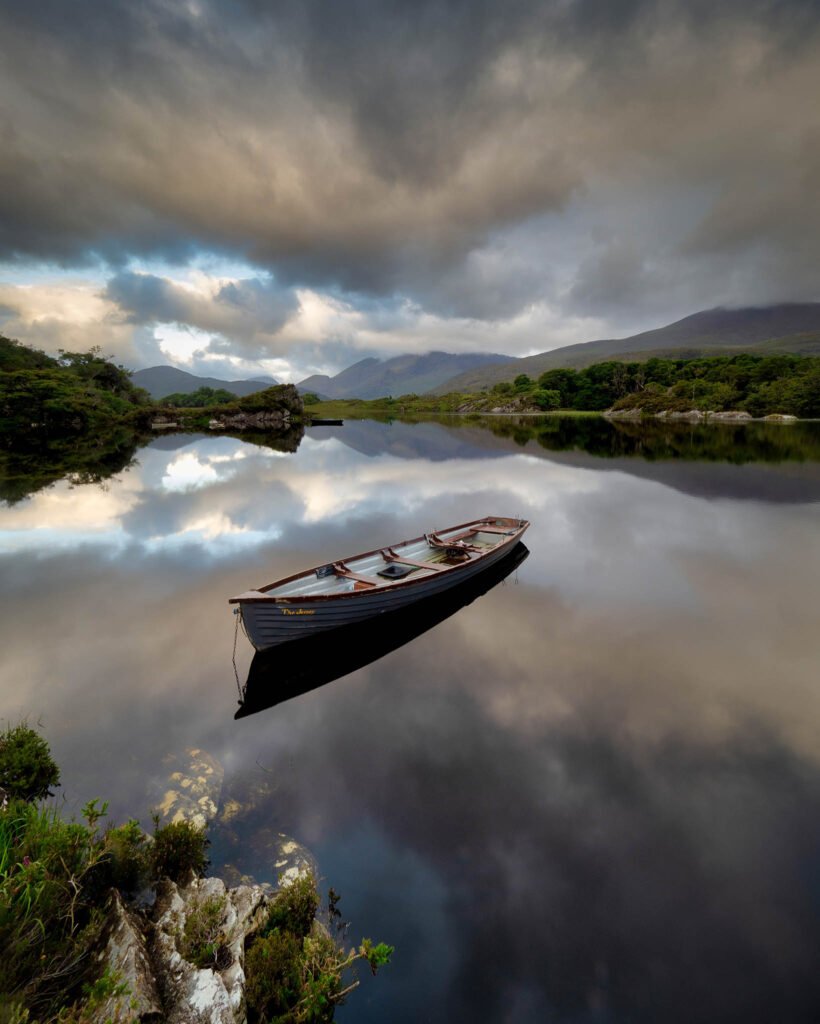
left=88, top=876, right=273, bottom=1024
left=151, top=875, right=270, bottom=1024
left=87, top=748, right=319, bottom=1022
left=91, top=891, right=163, bottom=1022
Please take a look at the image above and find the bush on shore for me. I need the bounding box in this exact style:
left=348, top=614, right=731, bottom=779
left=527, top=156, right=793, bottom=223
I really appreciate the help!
left=0, top=724, right=391, bottom=1023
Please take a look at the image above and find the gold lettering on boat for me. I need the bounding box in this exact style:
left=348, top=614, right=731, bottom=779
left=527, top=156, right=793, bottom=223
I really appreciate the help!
left=281, top=608, right=315, bottom=616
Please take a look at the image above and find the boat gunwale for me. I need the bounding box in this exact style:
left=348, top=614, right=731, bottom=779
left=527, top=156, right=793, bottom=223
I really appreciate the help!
left=229, top=517, right=528, bottom=604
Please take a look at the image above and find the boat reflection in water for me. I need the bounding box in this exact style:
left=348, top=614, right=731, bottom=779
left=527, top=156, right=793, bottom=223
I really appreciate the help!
left=235, top=541, right=529, bottom=719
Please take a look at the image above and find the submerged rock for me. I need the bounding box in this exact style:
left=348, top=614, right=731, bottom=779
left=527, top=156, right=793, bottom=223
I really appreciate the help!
left=212, top=770, right=317, bottom=888
left=153, top=754, right=316, bottom=890
left=153, top=748, right=225, bottom=830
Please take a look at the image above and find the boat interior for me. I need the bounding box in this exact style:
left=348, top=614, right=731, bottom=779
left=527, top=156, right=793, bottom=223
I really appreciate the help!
left=262, top=518, right=523, bottom=597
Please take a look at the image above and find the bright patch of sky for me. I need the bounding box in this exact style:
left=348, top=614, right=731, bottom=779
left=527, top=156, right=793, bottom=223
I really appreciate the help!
left=128, top=253, right=265, bottom=283
left=0, top=259, right=110, bottom=288
left=154, top=324, right=214, bottom=364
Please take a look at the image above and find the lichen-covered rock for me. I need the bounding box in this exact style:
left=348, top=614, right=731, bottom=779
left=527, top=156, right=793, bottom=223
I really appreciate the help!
left=763, top=413, right=798, bottom=422
left=153, top=749, right=224, bottom=830
left=88, top=890, right=163, bottom=1022
left=150, top=875, right=270, bottom=1024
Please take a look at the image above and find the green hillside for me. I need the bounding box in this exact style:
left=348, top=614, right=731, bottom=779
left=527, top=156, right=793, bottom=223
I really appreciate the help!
left=431, top=306, right=820, bottom=394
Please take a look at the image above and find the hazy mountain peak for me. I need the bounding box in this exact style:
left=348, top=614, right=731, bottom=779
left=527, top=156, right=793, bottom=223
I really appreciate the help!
left=131, top=365, right=279, bottom=399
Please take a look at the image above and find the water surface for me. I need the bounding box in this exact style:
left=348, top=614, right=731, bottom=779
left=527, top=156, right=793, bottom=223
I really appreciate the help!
left=1, top=418, right=819, bottom=1022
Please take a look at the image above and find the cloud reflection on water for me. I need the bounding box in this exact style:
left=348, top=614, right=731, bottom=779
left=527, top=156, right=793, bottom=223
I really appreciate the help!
left=0, top=422, right=819, bottom=1022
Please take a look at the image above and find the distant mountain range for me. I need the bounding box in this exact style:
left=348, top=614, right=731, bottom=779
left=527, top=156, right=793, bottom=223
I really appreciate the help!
left=431, top=303, right=820, bottom=394
left=296, top=351, right=510, bottom=400
left=131, top=365, right=279, bottom=399
left=130, top=304, right=820, bottom=402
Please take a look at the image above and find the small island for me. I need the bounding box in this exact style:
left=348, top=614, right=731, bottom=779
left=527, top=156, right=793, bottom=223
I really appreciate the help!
left=0, top=337, right=305, bottom=505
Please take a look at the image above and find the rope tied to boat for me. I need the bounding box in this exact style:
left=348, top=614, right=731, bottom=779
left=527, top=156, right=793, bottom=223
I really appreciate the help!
left=232, top=608, right=244, bottom=701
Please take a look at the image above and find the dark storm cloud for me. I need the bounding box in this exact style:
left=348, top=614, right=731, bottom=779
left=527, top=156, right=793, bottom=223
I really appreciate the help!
left=1, top=0, right=820, bottom=321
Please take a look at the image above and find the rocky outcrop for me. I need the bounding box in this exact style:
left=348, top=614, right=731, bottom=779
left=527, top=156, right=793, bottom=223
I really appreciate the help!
left=88, top=876, right=275, bottom=1024
left=707, top=410, right=752, bottom=422
left=763, top=413, right=798, bottom=422
left=89, top=891, right=163, bottom=1022
left=603, top=407, right=643, bottom=421
left=209, top=409, right=293, bottom=431
left=207, top=384, right=303, bottom=433
left=605, top=406, right=783, bottom=422
left=150, top=875, right=271, bottom=1024
left=656, top=409, right=705, bottom=422
left=86, top=748, right=319, bottom=1022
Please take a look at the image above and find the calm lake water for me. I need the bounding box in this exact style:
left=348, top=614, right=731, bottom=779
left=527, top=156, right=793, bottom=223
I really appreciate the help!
left=2, top=416, right=820, bottom=1022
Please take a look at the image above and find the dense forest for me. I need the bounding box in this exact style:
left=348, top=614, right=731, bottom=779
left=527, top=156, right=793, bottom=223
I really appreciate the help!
left=503, top=354, right=820, bottom=417
left=0, top=336, right=152, bottom=435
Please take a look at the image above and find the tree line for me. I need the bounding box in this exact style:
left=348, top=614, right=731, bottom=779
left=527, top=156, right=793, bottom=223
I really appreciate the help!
left=491, top=354, right=820, bottom=417
left=0, top=335, right=151, bottom=436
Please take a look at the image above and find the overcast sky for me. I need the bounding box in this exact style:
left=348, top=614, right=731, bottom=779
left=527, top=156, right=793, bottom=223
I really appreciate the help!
left=1, top=0, right=819, bottom=381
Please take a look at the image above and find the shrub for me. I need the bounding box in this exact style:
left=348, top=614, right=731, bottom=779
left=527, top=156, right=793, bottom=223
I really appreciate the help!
left=245, top=929, right=304, bottom=1021
left=0, top=996, right=31, bottom=1024
left=53, top=967, right=133, bottom=1023
left=0, top=723, right=60, bottom=803
left=532, top=388, right=560, bottom=411
left=263, top=872, right=320, bottom=940
left=245, top=876, right=393, bottom=1024
left=178, top=892, right=232, bottom=970
left=148, top=819, right=209, bottom=884
left=103, top=819, right=148, bottom=894
left=0, top=800, right=110, bottom=1016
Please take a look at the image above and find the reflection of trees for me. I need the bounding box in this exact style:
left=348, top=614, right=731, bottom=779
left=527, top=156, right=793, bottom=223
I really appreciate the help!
left=471, top=415, right=820, bottom=463
left=0, top=429, right=143, bottom=505
left=0, top=423, right=305, bottom=505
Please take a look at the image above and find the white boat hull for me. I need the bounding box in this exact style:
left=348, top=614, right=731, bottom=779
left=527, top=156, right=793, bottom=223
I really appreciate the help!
left=233, top=517, right=528, bottom=651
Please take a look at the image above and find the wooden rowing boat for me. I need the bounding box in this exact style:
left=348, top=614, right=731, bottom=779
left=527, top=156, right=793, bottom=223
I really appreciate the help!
left=235, top=541, right=529, bottom=716
left=229, top=515, right=529, bottom=650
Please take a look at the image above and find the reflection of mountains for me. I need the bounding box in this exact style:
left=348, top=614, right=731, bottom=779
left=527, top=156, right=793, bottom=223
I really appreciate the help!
left=236, top=542, right=529, bottom=719
left=309, top=418, right=820, bottom=503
